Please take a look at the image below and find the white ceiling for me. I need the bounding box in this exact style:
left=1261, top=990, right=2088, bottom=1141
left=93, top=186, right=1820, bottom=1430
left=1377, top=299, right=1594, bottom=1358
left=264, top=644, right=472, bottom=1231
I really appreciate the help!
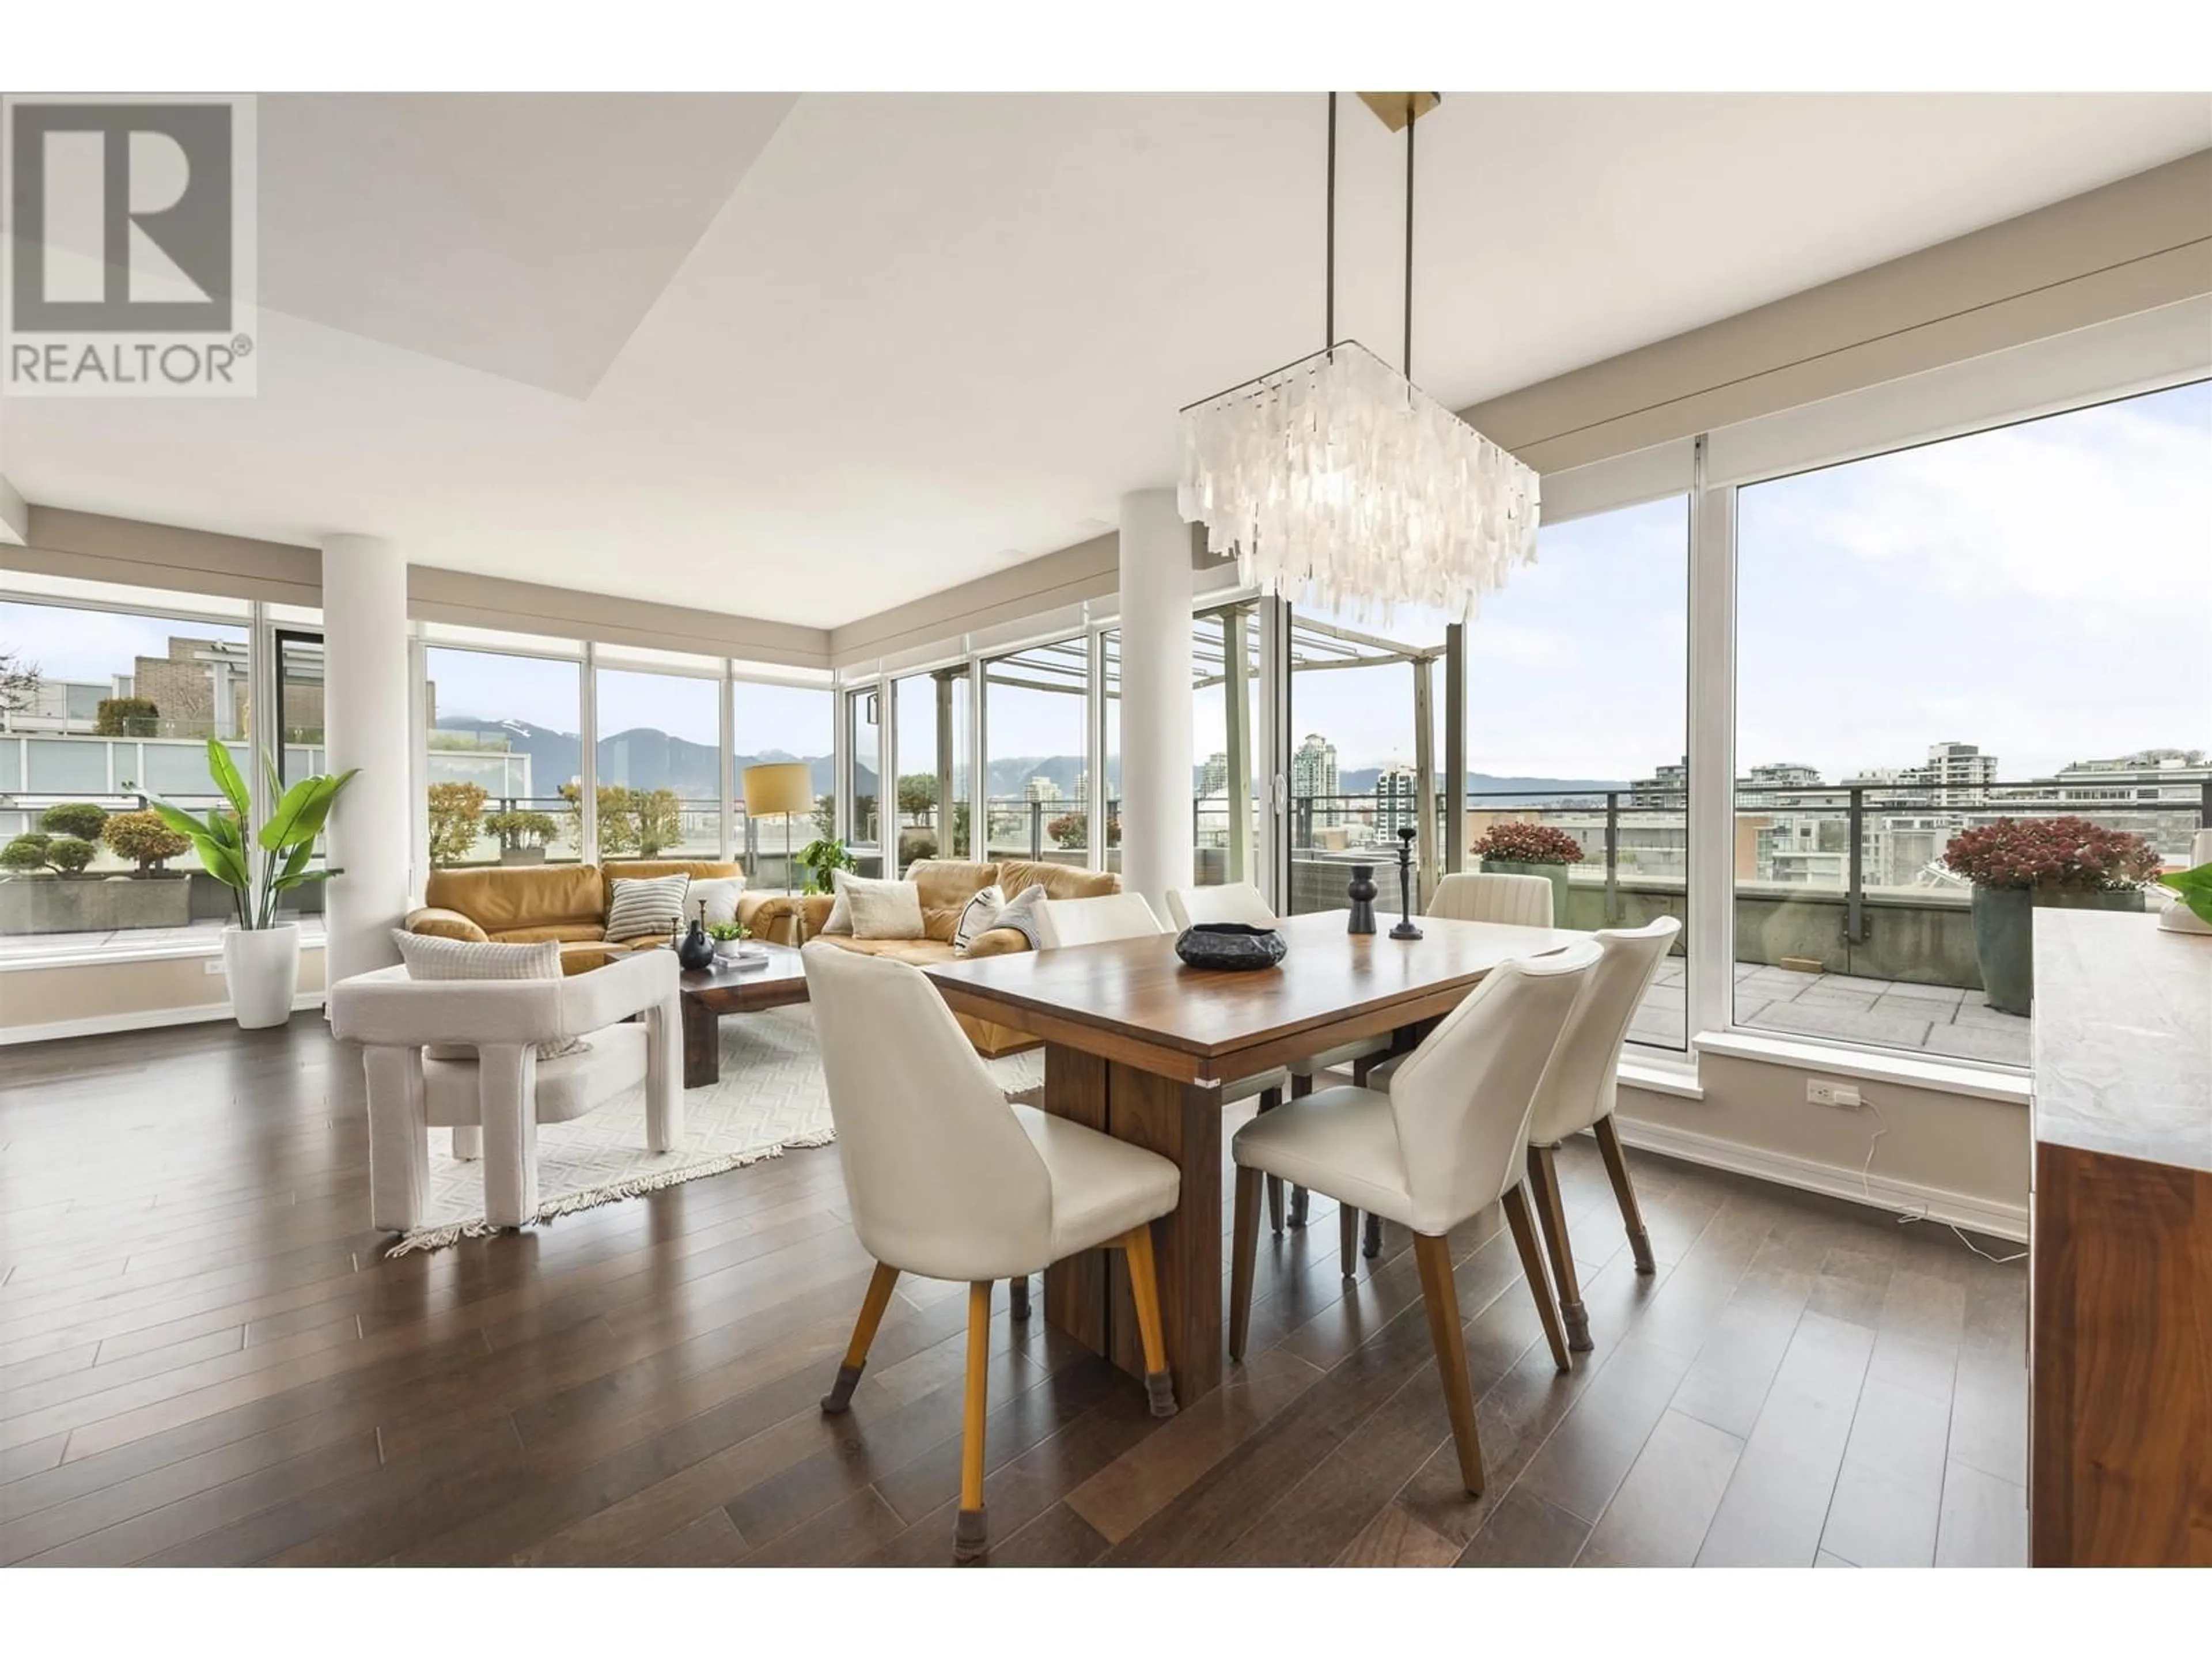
left=5, top=91, right=2207, bottom=628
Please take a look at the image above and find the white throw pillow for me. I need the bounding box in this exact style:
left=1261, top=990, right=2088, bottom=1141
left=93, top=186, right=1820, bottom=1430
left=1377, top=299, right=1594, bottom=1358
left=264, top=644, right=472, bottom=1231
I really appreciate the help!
left=605, top=873, right=690, bottom=944
left=687, top=874, right=747, bottom=929
left=952, top=883, right=1007, bottom=953
left=821, top=868, right=855, bottom=934
left=844, top=875, right=927, bottom=941
left=388, top=930, right=587, bottom=1062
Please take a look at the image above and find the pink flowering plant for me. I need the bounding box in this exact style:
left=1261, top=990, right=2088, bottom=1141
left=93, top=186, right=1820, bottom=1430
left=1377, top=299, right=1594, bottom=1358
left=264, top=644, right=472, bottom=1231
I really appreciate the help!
left=1473, top=822, right=1586, bottom=866
left=1940, top=817, right=2160, bottom=892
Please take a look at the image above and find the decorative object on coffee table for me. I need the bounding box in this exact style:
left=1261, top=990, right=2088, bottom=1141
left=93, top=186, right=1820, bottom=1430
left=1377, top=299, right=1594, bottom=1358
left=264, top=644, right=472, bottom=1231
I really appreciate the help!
left=1175, top=922, right=1287, bottom=972
left=677, top=910, right=716, bottom=970
left=1346, top=864, right=1377, bottom=934
left=1390, top=825, right=1423, bottom=940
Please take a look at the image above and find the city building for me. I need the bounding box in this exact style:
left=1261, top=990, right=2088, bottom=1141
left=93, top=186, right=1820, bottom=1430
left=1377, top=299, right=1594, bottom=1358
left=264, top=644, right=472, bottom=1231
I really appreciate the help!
left=1291, top=732, right=1340, bottom=825
left=1374, top=762, right=1419, bottom=840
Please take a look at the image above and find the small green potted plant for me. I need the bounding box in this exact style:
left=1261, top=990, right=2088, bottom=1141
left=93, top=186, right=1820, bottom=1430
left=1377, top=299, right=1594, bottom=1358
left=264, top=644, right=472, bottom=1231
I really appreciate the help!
left=706, top=919, right=754, bottom=960
left=1941, top=817, right=2158, bottom=1015
left=796, top=836, right=859, bottom=896
left=1471, top=821, right=1585, bottom=925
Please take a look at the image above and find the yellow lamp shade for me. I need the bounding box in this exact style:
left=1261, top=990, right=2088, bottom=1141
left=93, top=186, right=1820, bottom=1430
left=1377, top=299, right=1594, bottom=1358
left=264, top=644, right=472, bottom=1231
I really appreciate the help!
left=742, top=762, right=815, bottom=819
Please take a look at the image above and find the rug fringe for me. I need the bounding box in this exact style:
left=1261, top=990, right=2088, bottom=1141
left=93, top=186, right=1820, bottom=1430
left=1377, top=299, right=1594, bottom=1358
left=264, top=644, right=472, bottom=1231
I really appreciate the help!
left=384, top=1127, right=839, bottom=1259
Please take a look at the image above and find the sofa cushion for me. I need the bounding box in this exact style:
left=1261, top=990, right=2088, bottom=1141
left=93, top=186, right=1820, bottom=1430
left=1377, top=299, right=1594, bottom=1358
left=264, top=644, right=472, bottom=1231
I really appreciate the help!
left=424, top=863, right=604, bottom=933
left=952, top=883, right=1006, bottom=952
left=487, top=923, right=609, bottom=946
left=389, top=931, right=587, bottom=1062
left=600, top=860, right=743, bottom=914
left=687, top=874, right=747, bottom=927
left=814, top=934, right=957, bottom=968
left=906, top=859, right=1001, bottom=912
left=997, top=859, right=1120, bottom=902
left=989, top=883, right=1051, bottom=948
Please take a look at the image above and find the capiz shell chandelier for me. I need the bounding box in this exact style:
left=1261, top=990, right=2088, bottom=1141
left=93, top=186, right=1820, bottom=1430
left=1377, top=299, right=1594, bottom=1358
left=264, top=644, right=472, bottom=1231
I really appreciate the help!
left=1177, top=93, right=1540, bottom=624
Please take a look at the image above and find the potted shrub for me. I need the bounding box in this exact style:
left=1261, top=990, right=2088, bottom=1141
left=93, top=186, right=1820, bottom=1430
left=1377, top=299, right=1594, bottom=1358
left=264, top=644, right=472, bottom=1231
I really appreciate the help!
left=426, top=782, right=488, bottom=866
left=1472, top=821, right=1585, bottom=925
left=41, top=801, right=110, bottom=843
left=102, top=809, right=192, bottom=876
left=152, top=738, right=358, bottom=1029
left=706, top=919, right=753, bottom=959
left=2, top=832, right=97, bottom=877
left=485, top=808, right=558, bottom=866
left=1942, top=817, right=2158, bottom=1016
left=796, top=836, right=858, bottom=895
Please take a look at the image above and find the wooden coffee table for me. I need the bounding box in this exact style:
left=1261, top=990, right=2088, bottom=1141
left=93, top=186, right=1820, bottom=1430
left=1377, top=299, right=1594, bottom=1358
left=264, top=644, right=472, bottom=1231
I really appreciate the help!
left=678, top=945, right=810, bottom=1088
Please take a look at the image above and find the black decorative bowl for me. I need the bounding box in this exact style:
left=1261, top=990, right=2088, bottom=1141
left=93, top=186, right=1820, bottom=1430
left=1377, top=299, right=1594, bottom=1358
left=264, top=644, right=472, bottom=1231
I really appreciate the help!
left=1175, top=922, right=1287, bottom=972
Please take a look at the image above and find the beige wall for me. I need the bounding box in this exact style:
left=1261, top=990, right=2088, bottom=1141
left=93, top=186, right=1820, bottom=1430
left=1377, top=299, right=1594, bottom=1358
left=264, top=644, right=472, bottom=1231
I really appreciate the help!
left=1618, top=1059, right=2029, bottom=1236
left=0, top=947, right=327, bottom=1040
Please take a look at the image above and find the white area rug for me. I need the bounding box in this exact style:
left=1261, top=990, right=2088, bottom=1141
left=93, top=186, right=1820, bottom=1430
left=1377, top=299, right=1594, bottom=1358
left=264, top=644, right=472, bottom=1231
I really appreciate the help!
left=387, top=1006, right=1046, bottom=1256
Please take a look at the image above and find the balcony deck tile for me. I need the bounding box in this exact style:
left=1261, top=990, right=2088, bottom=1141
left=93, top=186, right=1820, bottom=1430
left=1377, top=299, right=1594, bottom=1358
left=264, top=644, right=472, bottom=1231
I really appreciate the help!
left=1754, top=1000, right=1937, bottom=1049
left=1915, top=1023, right=2031, bottom=1066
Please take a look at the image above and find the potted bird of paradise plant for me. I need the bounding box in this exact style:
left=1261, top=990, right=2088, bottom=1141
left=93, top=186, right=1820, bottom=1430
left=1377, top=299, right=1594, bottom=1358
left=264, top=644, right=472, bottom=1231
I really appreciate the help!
left=152, top=739, right=358, bottom=1029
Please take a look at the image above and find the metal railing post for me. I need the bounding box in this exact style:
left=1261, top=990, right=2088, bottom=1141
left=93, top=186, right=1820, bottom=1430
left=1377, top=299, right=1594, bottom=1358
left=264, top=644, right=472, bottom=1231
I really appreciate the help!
left=2200, top=777, right=2211, bottom=831
left=1604, top=790, right=1620, bottom=925
left=1845, top=784, right=1867, bottom=945
left=1029, top=798, right=1043, bottom=860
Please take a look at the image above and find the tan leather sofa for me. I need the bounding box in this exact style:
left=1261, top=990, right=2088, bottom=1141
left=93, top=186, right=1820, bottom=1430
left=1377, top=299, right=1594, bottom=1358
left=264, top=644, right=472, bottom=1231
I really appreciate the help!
left=406, top=859, right=747, bottom=974
left=757, top=858, right=1119, bottom=1057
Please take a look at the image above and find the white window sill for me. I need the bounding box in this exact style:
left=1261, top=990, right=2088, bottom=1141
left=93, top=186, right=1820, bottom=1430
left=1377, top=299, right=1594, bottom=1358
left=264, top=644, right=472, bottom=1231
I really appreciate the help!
left=1619, top=1052, right=1704, bottom=1100
left=0, top=936, right=327, bottom=974
left=1694, top=1028, right=2030, bottom=1105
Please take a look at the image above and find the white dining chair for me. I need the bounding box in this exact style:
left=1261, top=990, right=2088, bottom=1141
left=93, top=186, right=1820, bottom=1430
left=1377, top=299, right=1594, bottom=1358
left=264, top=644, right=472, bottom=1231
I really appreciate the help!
left=1338, top=869, right=1567, bottom=1268
left=1429, top=870, right=1556, bottom=927
left=1228, top=940, right=1601, bottom=1496
left=1518, top=916, right=1680, bottom=1350
left=803, top=942, right=1181, bottom=1562
left=1033, top=890, right=1169, bottom=949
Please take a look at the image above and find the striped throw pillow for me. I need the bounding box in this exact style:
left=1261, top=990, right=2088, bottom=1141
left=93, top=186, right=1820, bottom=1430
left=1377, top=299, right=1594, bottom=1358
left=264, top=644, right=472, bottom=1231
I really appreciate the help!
left=388, top=931, right=587, bottom=1062
left=605, top=873, right=691, bottom=944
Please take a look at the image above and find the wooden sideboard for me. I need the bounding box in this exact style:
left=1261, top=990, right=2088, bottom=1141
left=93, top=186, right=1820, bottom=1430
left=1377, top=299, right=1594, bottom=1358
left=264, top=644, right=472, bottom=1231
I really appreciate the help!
left=2029, top=908, right=2211, bottom=1566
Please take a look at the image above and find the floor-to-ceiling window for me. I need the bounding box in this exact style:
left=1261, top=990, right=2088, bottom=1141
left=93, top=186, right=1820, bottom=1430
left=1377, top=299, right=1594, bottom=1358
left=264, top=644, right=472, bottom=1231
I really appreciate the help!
left=892, top=666, right=969, bottom=871
left=846, top=685, right=882, bottom=872
left=732, top=676, right=834, bottom=892
left=1192, top=600, right=1263, bottom=889
left=1284, top=600, right=1452, bottom=917
left=1465, top=497, right=1692, bottom=1047
left=983, top=638, right=1090, bottom=867
left=1732, top=378, right=2211, bottom=1067
left=594, top=653, right=724, bottom=862
left=422, top=639, right=584, bottom=868
left=0, top=586, right=259, bottom=950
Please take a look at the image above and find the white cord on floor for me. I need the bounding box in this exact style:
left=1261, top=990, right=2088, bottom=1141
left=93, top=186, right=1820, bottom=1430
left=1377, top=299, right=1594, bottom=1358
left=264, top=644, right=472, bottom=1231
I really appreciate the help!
left=1858, top=1098, right=2028, bottom=1266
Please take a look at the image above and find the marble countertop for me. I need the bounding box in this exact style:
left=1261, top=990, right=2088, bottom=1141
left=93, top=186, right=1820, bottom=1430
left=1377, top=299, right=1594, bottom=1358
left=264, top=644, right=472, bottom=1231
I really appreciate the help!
left=2032, top=908, right=2212, bottom=1173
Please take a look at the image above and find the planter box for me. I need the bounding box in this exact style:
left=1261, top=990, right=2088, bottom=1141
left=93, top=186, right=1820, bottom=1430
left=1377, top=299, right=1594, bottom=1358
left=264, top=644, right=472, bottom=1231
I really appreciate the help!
left=1480, top=858, right=1571, bottom=925
left=1975, top=887, right=2145, bottom=1016
left=0, top=874, right=193, bottom=935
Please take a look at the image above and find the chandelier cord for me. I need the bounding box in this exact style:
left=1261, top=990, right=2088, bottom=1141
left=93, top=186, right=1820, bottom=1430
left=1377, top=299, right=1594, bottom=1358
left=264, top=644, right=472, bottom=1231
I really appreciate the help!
left=1324, top=92, right=1337, bottom=353
left=1403, top=109, right=1415, bottom=380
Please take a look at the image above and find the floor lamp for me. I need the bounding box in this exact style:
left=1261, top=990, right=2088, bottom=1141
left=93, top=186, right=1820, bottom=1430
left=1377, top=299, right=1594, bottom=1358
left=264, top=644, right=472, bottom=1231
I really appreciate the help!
left=741, top=762, right=816, bottom=944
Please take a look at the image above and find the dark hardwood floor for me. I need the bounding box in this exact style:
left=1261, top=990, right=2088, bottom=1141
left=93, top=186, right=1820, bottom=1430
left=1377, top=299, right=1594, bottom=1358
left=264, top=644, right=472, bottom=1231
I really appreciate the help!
left=0, top=1017, right=2029, bottom=1567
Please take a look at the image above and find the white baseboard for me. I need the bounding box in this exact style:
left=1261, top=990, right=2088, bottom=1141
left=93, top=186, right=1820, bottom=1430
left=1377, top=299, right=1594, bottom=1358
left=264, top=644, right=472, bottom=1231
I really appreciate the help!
left=0, top=991, right=325, bottom=1047
left=1609, top=1115, right=2029, bottom=1244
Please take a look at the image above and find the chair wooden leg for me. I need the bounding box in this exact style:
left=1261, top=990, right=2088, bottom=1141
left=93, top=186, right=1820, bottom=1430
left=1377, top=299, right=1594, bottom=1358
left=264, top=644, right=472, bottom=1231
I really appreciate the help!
left=1121, top=1223, right=1177, bottom=1417
left=1339, top=1204, right=1359, bottom=1281
left=821, top=1262, right=899, bottom=1413
left=1503, top=1183, right=1572, bottom=1373
left=1593, top=1114, right=1656, bottom=1274
left=1362, top=1211, right=1382, bottom=1259
left=1008, top=1275, right=1031, bottom=1321
left=1286, top=1075, right=1312, bottom=1227
left=955, top=1281, right=992, bottom=1562
left=1412, top=1234, right=1485, bottom=1496
left=1229, top=1166, right=1262, bottom=1362
left=1525, top=1143, right=1592, bottom=1352
left=1257, top=1087, right=1285, bottom=1234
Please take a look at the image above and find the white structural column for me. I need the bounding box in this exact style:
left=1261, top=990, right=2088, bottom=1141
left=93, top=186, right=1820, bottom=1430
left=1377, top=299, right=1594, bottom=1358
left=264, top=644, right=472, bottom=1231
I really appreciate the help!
left=1117, top=489, right=1193, bottom=910
left=321, top=535, right=412, bottom=986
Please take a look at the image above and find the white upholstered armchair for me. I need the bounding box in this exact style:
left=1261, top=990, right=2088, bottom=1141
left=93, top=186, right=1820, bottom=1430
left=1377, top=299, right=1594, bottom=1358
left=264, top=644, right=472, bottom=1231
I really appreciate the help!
left=328, top=948, right=683, bottom=1232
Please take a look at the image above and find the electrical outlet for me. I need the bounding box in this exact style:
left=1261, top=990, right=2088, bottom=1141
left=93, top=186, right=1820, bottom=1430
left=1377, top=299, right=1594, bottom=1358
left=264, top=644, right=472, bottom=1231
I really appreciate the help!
left=203, top=958, right=226, bottom=976
left=1806, top=1078, right=1862, bottom=1110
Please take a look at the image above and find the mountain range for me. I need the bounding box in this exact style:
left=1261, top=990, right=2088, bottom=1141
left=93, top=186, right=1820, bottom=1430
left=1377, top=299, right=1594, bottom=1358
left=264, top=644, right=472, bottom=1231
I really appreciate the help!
left=432, top=719, right=1624, bottom=808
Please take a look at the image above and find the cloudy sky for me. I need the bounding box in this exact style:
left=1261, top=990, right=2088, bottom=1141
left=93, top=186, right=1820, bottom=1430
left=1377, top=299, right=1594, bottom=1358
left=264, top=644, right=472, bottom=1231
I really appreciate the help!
left=9, top=380, right=2206, bottom=791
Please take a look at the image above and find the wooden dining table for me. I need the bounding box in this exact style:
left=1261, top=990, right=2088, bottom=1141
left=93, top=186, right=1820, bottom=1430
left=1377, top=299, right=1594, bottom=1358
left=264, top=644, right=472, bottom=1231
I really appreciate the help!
left=923, top=908, right=1585, bottom=1403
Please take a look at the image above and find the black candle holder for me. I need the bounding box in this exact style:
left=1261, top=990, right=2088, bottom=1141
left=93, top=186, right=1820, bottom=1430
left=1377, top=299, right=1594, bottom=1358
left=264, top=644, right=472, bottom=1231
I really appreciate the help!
left=1346, top=865, right=1377, bottom=934
left=1391, top=825, right=1423, bottom=940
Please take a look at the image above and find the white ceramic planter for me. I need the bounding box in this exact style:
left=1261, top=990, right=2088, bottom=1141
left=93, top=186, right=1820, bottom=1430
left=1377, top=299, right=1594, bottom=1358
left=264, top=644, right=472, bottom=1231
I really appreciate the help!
left=2157, top=897, right=2212, bottom=936
left=223, top=922, right=301, bottom=1029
